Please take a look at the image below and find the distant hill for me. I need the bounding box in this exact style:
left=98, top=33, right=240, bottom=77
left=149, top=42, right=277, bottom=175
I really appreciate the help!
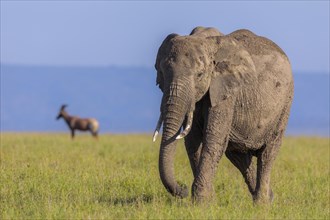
left=1, top=64, right=329, bottom=136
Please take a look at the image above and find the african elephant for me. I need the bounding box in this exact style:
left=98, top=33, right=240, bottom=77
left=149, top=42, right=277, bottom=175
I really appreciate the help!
left=152, top=26, right=293, bottom=203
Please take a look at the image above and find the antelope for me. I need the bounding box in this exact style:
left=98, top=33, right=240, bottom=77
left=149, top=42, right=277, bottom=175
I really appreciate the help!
left=56, top=104, right=99, bottom=139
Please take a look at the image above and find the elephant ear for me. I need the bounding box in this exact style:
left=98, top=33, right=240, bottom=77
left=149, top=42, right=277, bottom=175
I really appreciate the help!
left=209, top=36, right=257, bottom=107
left=155, top=33, right=178, bottom=92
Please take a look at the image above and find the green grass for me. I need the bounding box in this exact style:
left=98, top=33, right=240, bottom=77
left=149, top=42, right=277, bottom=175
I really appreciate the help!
left=1, top=133, right=329, bottom=219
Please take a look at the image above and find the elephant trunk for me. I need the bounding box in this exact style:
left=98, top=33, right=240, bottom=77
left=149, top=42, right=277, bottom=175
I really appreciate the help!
left=159, top=82, right=194, bottom=198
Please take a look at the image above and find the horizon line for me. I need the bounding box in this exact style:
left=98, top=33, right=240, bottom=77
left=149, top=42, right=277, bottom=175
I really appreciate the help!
left=1, top=62, right=329, bottom=74
left=0, top=62, right=154, bottom=69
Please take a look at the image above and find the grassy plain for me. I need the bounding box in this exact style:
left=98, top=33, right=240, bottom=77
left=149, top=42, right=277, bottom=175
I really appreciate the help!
left=0, top=133, right=329, bottom=219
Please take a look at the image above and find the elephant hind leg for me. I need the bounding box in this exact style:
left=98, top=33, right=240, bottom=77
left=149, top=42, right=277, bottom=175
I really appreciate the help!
left=254, top=140, right=280, bottom=204
left=255, top=98, right=292, bottom=204
left=225, top=148, right=256, bottom=197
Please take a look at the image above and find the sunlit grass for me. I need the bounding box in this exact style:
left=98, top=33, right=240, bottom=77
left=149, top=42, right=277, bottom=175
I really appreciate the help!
left=0, top=133, right=329, bottom=219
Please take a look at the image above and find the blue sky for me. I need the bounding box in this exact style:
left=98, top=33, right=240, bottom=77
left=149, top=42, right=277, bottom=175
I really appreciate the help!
left=1, top=1, right=329, bottom=72
left=1, top=1, right=329, bottom=135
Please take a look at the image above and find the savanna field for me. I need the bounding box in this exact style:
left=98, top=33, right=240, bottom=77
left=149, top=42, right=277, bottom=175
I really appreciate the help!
left=0, top=133, right=329, bottom=219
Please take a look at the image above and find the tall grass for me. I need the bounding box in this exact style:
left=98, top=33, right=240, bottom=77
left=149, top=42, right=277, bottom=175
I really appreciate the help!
left=0, top=133, right=329, bottom=219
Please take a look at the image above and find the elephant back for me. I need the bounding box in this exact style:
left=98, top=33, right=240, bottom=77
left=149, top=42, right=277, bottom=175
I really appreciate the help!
left=190, top=26, right=224, bottom=38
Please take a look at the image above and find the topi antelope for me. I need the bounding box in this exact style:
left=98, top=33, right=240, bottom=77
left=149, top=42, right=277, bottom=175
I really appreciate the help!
left=56, top=104, right=99, bottom=139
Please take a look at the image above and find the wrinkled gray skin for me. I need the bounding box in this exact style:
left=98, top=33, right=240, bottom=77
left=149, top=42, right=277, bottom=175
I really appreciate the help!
left=154, top=26, right=293, bottom=203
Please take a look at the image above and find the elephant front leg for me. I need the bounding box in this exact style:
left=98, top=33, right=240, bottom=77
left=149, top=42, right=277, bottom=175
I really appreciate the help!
left=184, top=122, right=203, bottom=178
left=192, top=104, right=234, bottom=202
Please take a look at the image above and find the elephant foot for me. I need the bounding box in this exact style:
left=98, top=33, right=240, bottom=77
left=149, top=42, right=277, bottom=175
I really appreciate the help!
left=192, top=182, right=214, bottom=203
left=173, top=184, right=189, bottom=198
left=253, top=189, right=274, bottom=205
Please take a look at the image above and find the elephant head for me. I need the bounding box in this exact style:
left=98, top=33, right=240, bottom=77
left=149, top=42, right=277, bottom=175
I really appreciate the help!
left=153, top=27, right=257, bottom=198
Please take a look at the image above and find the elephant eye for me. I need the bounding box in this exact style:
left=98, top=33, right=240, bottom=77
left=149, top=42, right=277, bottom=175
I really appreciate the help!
left=197, top=72, right=203, bottom=79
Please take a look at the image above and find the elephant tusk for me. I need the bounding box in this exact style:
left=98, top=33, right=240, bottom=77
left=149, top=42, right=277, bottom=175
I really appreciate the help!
left=152, top=130, right=159, bottom=142
left=152, top=113, right=163, bottom=142
left=176, top=111, right=193, bottom=140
